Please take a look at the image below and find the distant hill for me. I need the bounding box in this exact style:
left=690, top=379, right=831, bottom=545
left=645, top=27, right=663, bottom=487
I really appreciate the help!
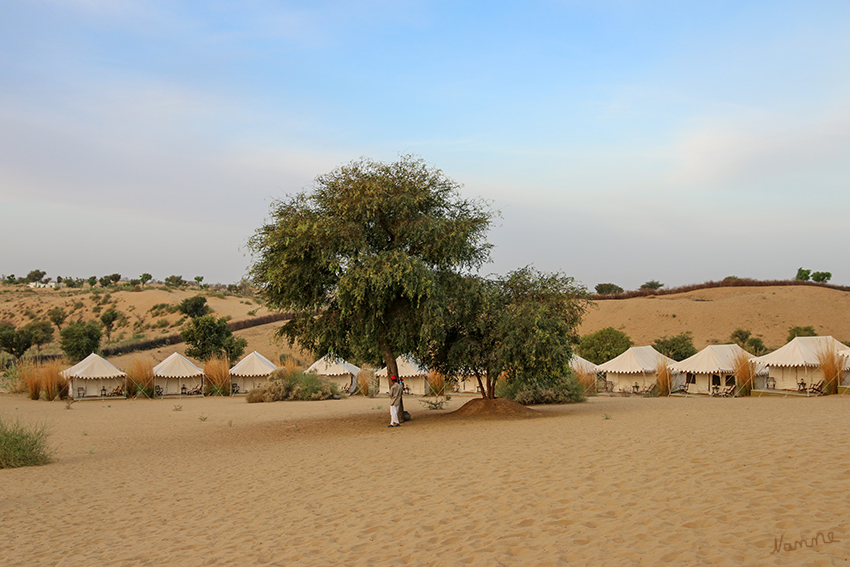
left=579, top=284, right=850, bottom=351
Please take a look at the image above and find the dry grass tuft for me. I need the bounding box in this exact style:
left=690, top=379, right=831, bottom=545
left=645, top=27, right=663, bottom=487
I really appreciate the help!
left=39, top=360, right=67, bottom=401
left=733, top=353, right=755, bottom=397
left=125, top=357, right=155, bottom=398
left=356, top=369, right=376, bottom=397
left=656, top=362, right=672, bottom=397
left=20, top=361, right=41, bottom=401
left=817, top=348, right=842, bottom=395
left=283, top=356, right=300, bottom=375
left=427, top=371, right=447, bottom=396
left=573, top=367, right=597, bottom=395
left=204, top=356, right=232, bottom=396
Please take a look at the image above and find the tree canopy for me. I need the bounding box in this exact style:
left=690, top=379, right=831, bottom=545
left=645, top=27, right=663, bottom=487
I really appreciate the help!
left=60, top=321, right=102, bottom=362
left=0, top=324, right=34, bottom=360
left=652, top=331, right=697, bottom=361
left=787, top=325, right=817, bottom=342
left=595, top=283, right=623, bottom=295
left=577, top=327, right=634, bottom=365
left=248, top=155, right=493, bottom=378
left=178, top=295, right=211, bottom=319
left=181, top=315, right=247, bottom=362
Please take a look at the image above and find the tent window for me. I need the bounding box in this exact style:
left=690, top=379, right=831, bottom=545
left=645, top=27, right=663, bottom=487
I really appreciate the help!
left=686, top=373, right=696, bottom=384
left=711, top=374, right=721, bottom=386
left=725, top=375, right=735, bottom=386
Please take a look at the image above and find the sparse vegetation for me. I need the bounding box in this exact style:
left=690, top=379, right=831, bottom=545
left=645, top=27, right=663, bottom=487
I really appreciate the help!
left=595, top=283, right=624, bottom=295
left=787, top=325, right=817, bottom=342
left=0, top=417, right=54, bottom=468
left=246, top=367, right=338, bottom=402
left=204, top=356, right=232, bottom=396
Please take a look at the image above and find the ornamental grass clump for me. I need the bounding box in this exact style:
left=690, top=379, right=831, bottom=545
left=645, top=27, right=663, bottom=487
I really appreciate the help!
left=20, top=361, right=41, bottom=401
left=125, top=357, right=154, bottom=398
left=356, top=369, right=376, bottom=397
left=0, top=417, right=54, bottom=468
left=427, top=371, right=447, bottom=396
left=204, top=356, right=231, bottom=396
left=39, top=361, right=68, bottom=401
left=733, top=353, right=755, bottom=397
left=572, top=367, right=597, bottom=396
left=817, top=348, right=842, bottom=395
left=246, top=367, right=338, bottom=403
left=655, top=362, right=672, bottom=397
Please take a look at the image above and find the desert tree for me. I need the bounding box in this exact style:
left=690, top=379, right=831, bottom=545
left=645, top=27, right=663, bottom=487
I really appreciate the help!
left=578, top=327, right=634, bottom=365
left=140, top=273, right=153, bottom=287
left=795, top=267, right=811, bottom=281
left=48, top=307, right=67, bottom=331
left=811, top=271, right=832, bottom=283
left=23, top=320, right=53, bottom=354
left=730, top=328, right=768, bottom=355
left=181, top=315, right=247, bottom=362
left=595, top=283, right=623, bottom=295
left=59, top=322, right=102, bottom=362
left=0, top=324, right=34, bottom=360
left=164, top=275, right=186, bottom=287
left=652, top=331, right=697, bottom=361
left=420, top=268, right=590, bottom=399
left=178, top=295, right=211, bottom=319
left=787, top=325, right=817, bottom=342
left=248, top=155, right=493, bottom=379
left=640, top=280, right=664, bottom=290
left=99, top=309, right=120, bottom=343
left=26, top=269, right=46, bottom=283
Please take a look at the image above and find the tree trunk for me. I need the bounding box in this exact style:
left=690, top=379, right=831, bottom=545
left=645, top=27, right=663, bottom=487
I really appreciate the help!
left=474, top=370, right=487, bottom=399
left=379, top=339, right=404, bottom=422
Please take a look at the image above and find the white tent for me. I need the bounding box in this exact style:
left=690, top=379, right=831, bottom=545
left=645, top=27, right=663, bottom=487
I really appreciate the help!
left=751, top=336, right=850, bottom=391
left=668, top=344, right=766, bottom=395
left=62, top=353, right=126, bottom=399
left=598, top=346, right=676, bottom=393
left=153, top=352, right=204, bottom=396
left=376, top=355, right=430, bottom=395
left=230, top=351, right=277, bottom=394
left=569, top=354, right=598, bottom=375
left=306, top=354, right=361, bottom=394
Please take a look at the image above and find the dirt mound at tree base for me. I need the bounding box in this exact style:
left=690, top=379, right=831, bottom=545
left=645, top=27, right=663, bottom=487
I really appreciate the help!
left=449, top=397, right=540, bottom=419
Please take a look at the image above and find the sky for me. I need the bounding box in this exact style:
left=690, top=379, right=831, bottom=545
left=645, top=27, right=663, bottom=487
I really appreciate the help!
left=2, top=1, right=849, bottom=290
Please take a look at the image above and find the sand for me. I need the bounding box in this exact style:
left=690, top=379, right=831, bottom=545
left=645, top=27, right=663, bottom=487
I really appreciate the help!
left=2, top=393, right=848, bottom=566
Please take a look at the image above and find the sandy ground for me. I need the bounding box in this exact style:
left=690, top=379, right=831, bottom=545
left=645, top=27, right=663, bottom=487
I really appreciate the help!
left=2, top=393, right=848, bottom=566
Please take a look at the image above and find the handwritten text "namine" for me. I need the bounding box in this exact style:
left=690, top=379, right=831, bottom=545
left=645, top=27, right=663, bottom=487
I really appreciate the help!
left=772, top=532, right=840, bottom=554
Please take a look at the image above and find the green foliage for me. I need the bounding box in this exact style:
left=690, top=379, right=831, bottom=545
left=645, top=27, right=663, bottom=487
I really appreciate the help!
left=48, top=307, right=67, bottom=330
left=811, top=271, right=832, bottom=283
left=730, top=328, right=768, bottom=355
left=787, top=325, right=817, bottom=342
left=86, top=276, right=97, bottom=287
left=178, top=295, right=211, bottom=318
left=99, top=309, right=120, bottom=342
left=249, top=155, right=493, bottom=377
left=26, top=269, right=46, bottom=283
left=140, top=273, right=153, bottom=286
left=795, top=267, right=811, bottom=281
left=164, top=275, right=186, bottom=287
left=419, top=267, right=590, bottom=400
left=23, top=320, right=53, bottom=353
left=595, top=283, right=623, bottom=295
left=495, top=371, right=585, bottom=405
left=578, top=327, right=634, bottom=365
left=245, top=369, right=339, bottom=402
left=0, top=417, right=54, bottom=468
left=0, top=324, right=34, bottom=360
left=181, top=314, right=247, bottom=362
left=640, top=280, right=664, bottom=290
left=59, top=321, right=102, bottom=362
left=652, top=332, right=697, bottom=361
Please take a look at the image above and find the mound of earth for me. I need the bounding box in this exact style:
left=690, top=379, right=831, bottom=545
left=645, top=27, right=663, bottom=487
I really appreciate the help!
left=449, top=397, right=539, bottom=419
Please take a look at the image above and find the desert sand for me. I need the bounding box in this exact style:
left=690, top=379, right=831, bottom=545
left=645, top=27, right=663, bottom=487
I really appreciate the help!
left=2, top=393, right=848, bottom=566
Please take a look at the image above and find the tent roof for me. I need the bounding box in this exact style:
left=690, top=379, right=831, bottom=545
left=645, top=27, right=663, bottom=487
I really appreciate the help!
left=752, top=336, right=850, bottom=369
left=598, top=346, right=675, bottom=374
left=306, top=354, right=361, bottom=377
left=61, top=353, right=126, bottom=379
left=569, top=354, right=598, bottom=374
left=153, top=352, right=204, bottom=378
left=230, top=351, right=277, bottom=377
left=375, top=355, right=428, bottom=377
left=669, top=344, right=754, bottom=374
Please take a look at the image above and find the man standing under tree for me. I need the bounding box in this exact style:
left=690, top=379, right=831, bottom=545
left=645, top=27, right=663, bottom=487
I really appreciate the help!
left=388, top=376, right=403, bottom=427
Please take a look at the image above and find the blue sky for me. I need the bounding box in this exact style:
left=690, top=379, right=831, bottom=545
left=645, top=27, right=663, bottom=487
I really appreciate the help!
left=2, top=1, right=849, bottom=289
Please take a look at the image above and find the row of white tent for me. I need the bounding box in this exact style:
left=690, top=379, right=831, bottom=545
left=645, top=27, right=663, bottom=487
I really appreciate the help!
left=583, top=336, right=850, bottom=395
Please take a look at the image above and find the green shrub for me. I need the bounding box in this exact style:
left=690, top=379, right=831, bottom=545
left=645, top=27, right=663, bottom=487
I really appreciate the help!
left=495, top=373, right=585, bottom=405
left=0, top=417, right=54, bottom=468
left=246, top=369, right=338, bottom=403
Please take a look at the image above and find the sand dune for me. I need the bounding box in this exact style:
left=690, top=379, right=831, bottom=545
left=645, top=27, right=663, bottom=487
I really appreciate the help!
left=2, top=393, right=848, bottom=566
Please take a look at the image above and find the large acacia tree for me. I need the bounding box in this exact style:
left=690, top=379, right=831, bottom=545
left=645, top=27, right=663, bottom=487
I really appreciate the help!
left=249, top=156, right=492, bottom=378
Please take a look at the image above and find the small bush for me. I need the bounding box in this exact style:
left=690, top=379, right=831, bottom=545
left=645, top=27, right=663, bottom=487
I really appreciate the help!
left=0, top=363, right=26, bottom=394
left=0, top=417, right=54, bottom=468
left=246, top=368, right=338, bottom=403
left=496, top=373, right=585, bottom=405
